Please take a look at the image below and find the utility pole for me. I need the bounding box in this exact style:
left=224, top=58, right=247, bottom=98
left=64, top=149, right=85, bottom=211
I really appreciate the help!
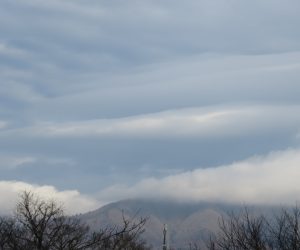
left=163, top=224, right=167, bottom=250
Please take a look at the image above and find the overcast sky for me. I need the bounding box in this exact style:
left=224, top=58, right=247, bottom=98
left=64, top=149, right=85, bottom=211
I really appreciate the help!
left=1, top=0, right=300, bottom=214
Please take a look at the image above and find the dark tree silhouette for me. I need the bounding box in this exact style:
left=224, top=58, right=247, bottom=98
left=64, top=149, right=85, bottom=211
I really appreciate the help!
left=207, top=206, right=300, bottom=250
left=0, top=191, right=149, bottom=250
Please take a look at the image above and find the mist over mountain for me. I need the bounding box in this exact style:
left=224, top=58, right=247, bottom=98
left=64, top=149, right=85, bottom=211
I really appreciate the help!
left=79, top=199, right=270, bottom=249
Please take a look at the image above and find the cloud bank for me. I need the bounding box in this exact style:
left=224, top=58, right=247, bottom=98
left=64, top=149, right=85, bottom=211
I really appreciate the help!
left=0, top=181, right=100, bottom=215
left=97, top=148, right=300, bottom=206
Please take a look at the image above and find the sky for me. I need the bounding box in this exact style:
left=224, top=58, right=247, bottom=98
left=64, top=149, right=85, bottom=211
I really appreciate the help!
left=1, top=0, right=300, bottom=214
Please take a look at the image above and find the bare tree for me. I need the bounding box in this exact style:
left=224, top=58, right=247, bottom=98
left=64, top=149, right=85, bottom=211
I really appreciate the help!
left=267, top=206, right=300, bottom=250
left=0, top=191, right=149, bottom=250
left=207, top=206, right=300, bottom=250
left=211, top=208, right=268, bottom=250
left=0, top=217, right=22, bottom=250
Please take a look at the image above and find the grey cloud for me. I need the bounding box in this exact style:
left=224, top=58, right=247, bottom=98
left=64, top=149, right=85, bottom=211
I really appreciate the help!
left=1, top=0, right=300, bottom=204
left=26, top=52, right=300, bottom=121
left=0, top=121, right=8, bottom=129
left=1, top=0, right=300, bottom=109
left=1, top=0, right=300, bottom=78
left=0, top=104, right=299, bottom=193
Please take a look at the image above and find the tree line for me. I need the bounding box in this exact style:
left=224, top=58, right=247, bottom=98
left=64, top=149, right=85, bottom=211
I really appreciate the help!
left=0, top=191, right=150, bottom=250
left=206, top=206, right=300, bottom=250
left=1, top=191, right=300, bottom=249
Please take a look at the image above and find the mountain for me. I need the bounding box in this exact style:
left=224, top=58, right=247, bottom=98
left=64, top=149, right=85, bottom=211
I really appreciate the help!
left=79, top=199, right=242, bottom=249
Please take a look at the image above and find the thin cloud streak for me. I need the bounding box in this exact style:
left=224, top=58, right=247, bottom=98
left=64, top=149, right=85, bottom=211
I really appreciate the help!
left=27, top=52, right=300, bottom=121
left=0, top=155, right=36, bottom=169
left=2, top=105, right=299, bottom=139
left=0, top=121, right=8, bottom=129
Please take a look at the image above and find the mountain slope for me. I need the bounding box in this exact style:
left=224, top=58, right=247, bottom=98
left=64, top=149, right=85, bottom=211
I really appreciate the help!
left=79, top=199, right=239, bottom=249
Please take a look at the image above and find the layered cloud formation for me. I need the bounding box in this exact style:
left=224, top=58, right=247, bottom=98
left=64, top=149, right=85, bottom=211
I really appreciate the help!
left=11, top=105, right=300, bottom=138
left=1, top=0, right=300, bottom=213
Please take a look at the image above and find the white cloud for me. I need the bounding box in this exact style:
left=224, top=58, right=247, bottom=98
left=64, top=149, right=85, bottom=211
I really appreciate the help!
left=0, top=181, right=101, bottom=215
left=97, top=148, right=300, bottom=206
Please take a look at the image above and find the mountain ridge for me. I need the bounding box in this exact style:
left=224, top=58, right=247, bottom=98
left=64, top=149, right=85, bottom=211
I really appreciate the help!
left=79, top=199, right=250, bottom=249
